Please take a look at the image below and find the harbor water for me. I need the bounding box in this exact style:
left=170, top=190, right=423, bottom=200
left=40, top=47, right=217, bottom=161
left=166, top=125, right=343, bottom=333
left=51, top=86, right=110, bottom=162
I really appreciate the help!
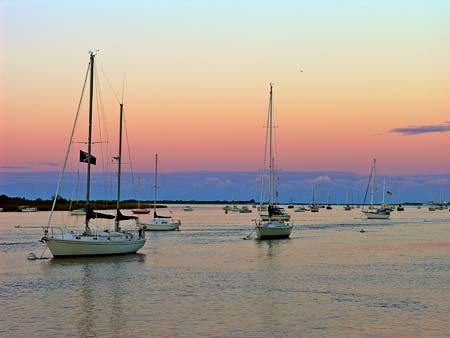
left=1, top=206, right=449, bottom=337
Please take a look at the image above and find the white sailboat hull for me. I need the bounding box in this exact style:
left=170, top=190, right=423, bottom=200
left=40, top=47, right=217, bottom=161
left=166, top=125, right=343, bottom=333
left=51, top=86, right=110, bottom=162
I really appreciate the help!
left=362, top=210, right=390, bottom=219
left=141, top=220, right=180, bottom=231
left=45, top=233, right=146, bottom=257
left=255, top=222, right=293, bottom=239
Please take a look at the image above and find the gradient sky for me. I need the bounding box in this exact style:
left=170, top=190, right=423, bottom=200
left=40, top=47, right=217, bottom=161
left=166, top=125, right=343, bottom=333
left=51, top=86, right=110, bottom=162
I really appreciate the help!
left=1, top=1, right=450, bottom=181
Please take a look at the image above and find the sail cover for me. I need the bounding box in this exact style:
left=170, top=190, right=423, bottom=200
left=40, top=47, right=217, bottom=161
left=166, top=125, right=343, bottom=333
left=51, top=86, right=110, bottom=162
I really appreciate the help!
left=116, top=210, right=138, bottom=221
left=86, top=208, right=115, bottom=220
left=154, top=210, right=171, bottom=219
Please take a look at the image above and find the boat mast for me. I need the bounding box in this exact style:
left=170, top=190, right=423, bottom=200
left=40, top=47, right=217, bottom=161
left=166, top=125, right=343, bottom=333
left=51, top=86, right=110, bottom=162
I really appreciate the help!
left=312, top=186, right=315, bottom=206
left=85, top=51, right=95, bottom=231
left=370, top=159, right=376, bottom=209
left=153, top=153, right=158, bottom=215
left=269, top=83, right=274, bottom=205
left=115, top=102, right=124, bottom=232
left=382, top=176, right=386, bottom=207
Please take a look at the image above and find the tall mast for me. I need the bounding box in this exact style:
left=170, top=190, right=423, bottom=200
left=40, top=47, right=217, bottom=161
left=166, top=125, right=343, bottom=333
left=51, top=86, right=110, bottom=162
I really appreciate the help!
left=370, top=159, right=376, bottom=208
left=269, top=83, right=274, bottom=205
left=382, top=176, right=386, bottom=207
left=153, top=153, right=158, bottom=215
left=312, top=186, right=315, bottom=206
left=85, top=51, right=95, bottom=231
left=115, top=103, right=124, bottom=232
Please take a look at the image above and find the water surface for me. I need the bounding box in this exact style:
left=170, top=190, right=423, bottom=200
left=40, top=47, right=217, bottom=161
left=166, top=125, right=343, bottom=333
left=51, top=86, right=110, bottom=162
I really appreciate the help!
left=1, top=206, right=449, bottom=337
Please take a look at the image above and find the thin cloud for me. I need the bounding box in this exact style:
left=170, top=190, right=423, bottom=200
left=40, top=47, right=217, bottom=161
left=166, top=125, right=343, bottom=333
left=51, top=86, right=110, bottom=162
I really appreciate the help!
left=390, top=122, right=450, bottom=135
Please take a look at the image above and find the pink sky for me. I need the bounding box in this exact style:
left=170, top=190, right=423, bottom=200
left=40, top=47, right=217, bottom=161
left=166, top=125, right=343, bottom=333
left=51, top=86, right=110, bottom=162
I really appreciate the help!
left=1, top=1, right=449, bottom=175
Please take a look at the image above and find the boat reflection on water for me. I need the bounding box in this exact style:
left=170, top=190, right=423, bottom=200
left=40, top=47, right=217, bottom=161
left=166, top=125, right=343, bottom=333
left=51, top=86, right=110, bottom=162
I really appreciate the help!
left=44, top=254, right=146, bottom=336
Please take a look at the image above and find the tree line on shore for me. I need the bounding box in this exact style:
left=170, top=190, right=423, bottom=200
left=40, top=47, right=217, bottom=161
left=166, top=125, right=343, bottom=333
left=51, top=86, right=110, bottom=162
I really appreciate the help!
left=0, top=194, right=257, bottom=212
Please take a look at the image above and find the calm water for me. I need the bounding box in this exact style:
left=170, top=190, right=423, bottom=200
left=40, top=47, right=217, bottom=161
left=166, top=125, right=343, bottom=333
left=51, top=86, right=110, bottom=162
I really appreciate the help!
left=1, top=206, right=449, bottom=337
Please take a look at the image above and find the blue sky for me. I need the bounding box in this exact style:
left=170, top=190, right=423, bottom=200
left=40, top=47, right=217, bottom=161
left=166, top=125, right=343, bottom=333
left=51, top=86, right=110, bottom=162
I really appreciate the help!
left=1, top=170, right=449, bottom=203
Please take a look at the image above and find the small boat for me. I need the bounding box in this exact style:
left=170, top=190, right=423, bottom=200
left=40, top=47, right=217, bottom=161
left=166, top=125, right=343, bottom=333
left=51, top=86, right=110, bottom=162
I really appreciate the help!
left=287, top=200, right=294, bottom=209
left=231, top=205, right=240, bottom=212
left=343, top=192, right=351, bottom=211
left=396, top=183, right=404, bottom=211
left=310, top=186, right=319, bottom=212
left=326, top=192, right=332, bottom=210
left=21, top=207, right=38, bottom=212
left=254, top=84, right=293, bottom=239
left=132, top=208, right=150, bottom=215
left=294, top=206, right=306, bottom=212
left=70, top=208, right=86, bottom=216
left=140, top=154, right=181, bottom=231
left=361, top=159, right=390, bottom=219
left=183, top=206, right=193, bottom=211
left=223, top=205, right=232, bottom=211
left=239, top=206, right=252, bottom=213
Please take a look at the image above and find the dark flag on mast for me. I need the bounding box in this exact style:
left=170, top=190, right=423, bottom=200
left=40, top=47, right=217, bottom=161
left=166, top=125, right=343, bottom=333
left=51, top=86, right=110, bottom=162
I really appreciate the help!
left=80, top=150, right=96, bottom=165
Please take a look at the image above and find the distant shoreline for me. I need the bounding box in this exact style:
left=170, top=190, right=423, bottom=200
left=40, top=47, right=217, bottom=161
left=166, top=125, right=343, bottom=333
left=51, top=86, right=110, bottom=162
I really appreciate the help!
left=0, top=194, right=426, bottom=212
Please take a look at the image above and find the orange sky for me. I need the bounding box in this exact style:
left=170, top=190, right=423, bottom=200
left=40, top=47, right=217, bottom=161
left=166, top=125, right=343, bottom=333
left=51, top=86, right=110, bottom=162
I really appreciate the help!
left=1, top=1, right=449, bottom=175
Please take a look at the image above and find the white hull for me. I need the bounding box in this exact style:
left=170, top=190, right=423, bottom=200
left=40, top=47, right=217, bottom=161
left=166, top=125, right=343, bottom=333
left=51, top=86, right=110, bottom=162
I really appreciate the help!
left=22, top=207, right=37, bottom=212
left=362, top=210, right=390, bottom=219
left=70, top=208, right=86, bottom=216
left=141, top=220, right=180, bottom=231
left=255, top=222, right=293, bottom=239
left=45, top=233, right=146, bottom=257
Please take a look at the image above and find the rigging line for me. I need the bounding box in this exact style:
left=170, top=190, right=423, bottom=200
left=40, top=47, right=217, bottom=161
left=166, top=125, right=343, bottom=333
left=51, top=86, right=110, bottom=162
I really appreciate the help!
left=96, top=58, right=121, bottom=105
left=94, top=65, right=109, bottom=202
left=95, top=63, right=115, bottom=204
left=260, top=87, right=271, bottom=206
left=98, top=64, right=116, bottom=203
left=123, top=111, right=138, bottom=200
left=362, top=163, right=374, bottom=209
left=47, top=61, right=91, bottom=228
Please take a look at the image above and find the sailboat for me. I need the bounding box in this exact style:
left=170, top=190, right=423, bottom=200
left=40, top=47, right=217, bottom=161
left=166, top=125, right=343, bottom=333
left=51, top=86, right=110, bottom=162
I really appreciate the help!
left=310, top=186, right=319, bottom=212
left=343, top=191, right=351, bottom=211
left=326, top=192, right=332, bottom=210
left=41, top=52, right=146, bottom=257
left=361, top=159, right=390, bottom=219
left=396, top=181, right=404, bottom=211
left=139, top=154, right=181, bottom=231
left=254, top=84, right=293, bottom=239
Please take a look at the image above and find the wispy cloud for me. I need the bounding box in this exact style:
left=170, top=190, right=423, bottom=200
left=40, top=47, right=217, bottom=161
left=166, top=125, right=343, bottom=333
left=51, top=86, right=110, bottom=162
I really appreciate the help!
left=389, top=122, right=450, bottom=135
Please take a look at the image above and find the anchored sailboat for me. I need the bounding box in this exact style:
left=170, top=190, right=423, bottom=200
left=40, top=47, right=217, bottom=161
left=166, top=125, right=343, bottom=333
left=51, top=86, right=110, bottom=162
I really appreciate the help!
left=310, top=186, right=319, bottom=212
left=254, top=84, right=293, bottom=239
left=42, top=52, right=146, bottom=257
left=139, top=154, right=181, bottom=231
left=361, top=159, right=390, bottom=219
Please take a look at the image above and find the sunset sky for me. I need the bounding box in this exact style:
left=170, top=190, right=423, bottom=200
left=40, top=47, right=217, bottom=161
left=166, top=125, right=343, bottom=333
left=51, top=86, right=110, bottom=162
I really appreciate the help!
left=1, top=1, right=450, bottom=200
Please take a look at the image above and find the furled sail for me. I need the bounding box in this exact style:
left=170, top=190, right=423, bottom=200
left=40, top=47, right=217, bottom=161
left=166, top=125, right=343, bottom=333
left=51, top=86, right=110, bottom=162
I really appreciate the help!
left=154, top=210, right=171, bottom=219
left=116, top=210, right=138, bottom=221
left=86, top=207, right=115, bottom=220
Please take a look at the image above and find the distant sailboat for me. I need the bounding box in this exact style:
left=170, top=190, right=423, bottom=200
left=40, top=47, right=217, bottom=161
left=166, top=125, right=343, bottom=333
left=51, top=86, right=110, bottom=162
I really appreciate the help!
left=140, top=154, right=180, bottom=231
left=343, top=192, right=351, bottom=211
left=326, top=192, right=332, bottom=210
left=41, top=52, right=146, bottom=257
left=361, top=159, right=390, bottom=219
left=254, top=84, right=293, bottom=239
left=396, top=181, right=404, bottom=211
left=310, top=186, right=319, bottom=212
